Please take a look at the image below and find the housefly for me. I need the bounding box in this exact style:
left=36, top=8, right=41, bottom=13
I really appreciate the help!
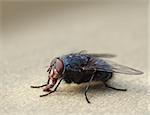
left=31, top=51, right=143, bottom=103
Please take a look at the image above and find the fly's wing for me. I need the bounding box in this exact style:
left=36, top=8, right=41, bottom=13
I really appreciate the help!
left=74, top=50, right=116, bottom=58
left=87, top=53, right=116, bottom=58
left=82, top=59, right=143, bottom=75
left=105, top=60, right=143, bottom=75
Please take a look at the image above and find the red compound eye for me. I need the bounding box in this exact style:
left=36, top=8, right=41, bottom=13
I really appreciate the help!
left=55, top=58, right=64, bottom=74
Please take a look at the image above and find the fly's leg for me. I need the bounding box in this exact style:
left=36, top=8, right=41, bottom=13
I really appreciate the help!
left=104, top=82, right=127, bottom=91
left=40, top=78, right=63, bottom=97
left=31, top=84, right=47, bottom=88
left=84, top=70, right=96, bottom=104
left=30, top=78, right=50, bottom=88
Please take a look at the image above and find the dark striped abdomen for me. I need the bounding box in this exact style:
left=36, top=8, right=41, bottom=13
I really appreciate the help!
left=62, top=71, right=113, bottom=84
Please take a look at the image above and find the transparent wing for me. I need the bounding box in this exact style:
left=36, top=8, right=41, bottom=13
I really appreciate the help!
left=87, top=53, right=116, bottom=58
left=105, top=60, right=143, bottom=75
left=74, top=50, right=116, bottom=58
left=82, top=59, right=143, bottom=75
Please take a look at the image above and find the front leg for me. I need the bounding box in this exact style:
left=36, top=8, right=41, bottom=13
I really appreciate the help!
left=30, top=84, right=47, bottom=88
left=30, top=78, right=50, bottom=88
left=40, top=78, right=64, bottom=97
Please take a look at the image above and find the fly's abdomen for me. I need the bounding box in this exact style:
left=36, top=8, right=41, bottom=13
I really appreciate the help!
left=63, top=71, right=92, bottom=84
left=94, top=71, right=113, bottom=82
left=63, top=70, right=113, bottom=84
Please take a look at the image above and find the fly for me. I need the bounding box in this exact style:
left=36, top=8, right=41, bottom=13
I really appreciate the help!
left=31, top=51, right=143, bottom=103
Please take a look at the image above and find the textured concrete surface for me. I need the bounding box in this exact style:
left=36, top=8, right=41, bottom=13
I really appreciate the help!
left=1, top=1, right=149, bottom=115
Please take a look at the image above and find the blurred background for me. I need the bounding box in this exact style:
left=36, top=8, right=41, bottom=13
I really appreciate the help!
left=1, top=0, right=148, bottom=115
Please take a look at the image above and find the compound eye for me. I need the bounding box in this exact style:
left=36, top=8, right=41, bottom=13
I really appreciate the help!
left=50, top=58, right=57, bottom=67
left=55, top=59, right=64, bottom=74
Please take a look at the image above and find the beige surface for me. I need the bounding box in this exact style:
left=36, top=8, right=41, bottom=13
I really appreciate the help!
left=1, top=1, right=149, bottom=115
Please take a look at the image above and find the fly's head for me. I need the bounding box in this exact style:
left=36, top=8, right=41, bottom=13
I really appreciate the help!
left=44, top=57, right=64, bottom=92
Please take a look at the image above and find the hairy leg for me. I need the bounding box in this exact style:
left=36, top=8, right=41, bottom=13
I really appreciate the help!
left=84, top=70, right=96, bottom=103
left=31, top=78, right=50, bottom=88
left=104, top=82, right=127, bottom=91
left=40, top=78, right=63, bottom=97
